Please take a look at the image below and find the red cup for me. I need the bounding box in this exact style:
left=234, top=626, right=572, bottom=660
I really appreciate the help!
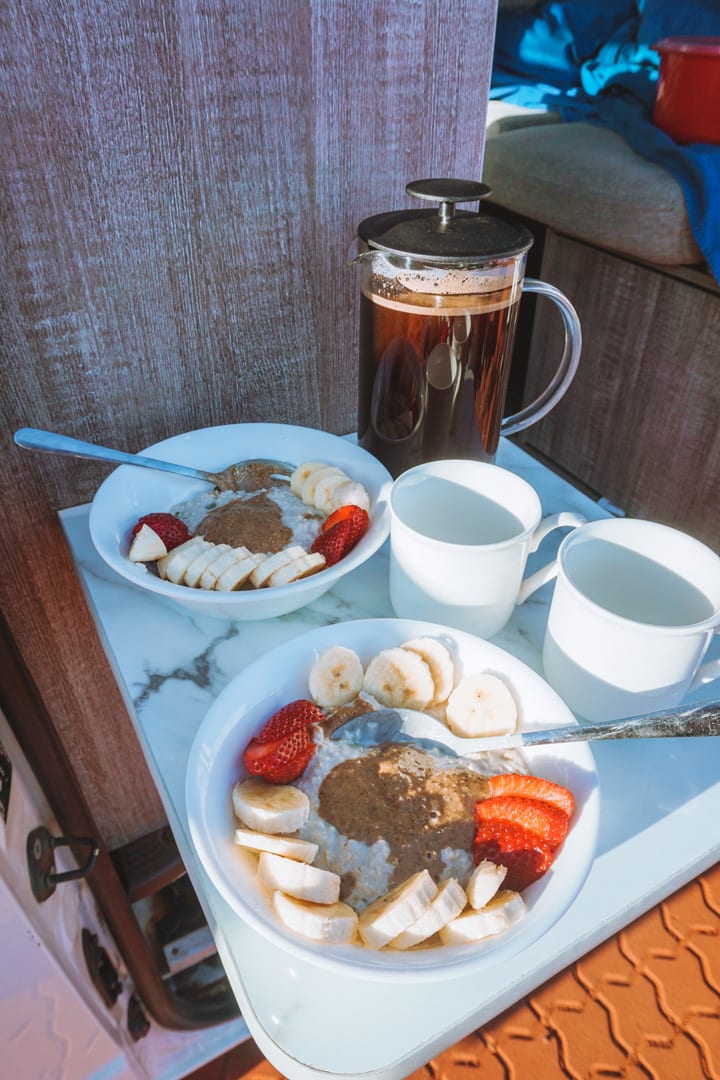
left=653, top=37, right=720, bottom=145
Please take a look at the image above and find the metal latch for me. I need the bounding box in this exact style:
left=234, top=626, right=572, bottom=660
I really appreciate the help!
left=163, top=924, right=218, bottom=975
left=27, top=825, right=99, bottom=902
left=82, top=928, right=122, bottom=1007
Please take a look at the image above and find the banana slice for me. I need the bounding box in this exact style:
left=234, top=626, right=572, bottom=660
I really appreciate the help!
left=232, top=779, right=310, bottom=834
left=234, top=828, right=319, bottom=863
left=445, top=673, right=518, bottom=738
left=128, top=524, right=168, bottom=562
left=438, top=889, right=526, bottom=946
left=313, top=471, right=353, bottom=514
left=326, top=479, right=370, bottom=513
left=250, top=546, right=307, bottom=588
left=301, top=466, right=345, bottom=506
left=272, top=891, right=358, bottom=944
left=214, top=551, right=265, bottom=592
left=257, top=851, right=341, bottom=904
left=357, top=869, right=437, bottom=950
left=268, top=551, right=326, bottom=587
left=198, top=546, right=247, bottom=590
left=401, top=637, right=455, bottom=706
left=157, top=536, right=206, bottom=582
left=184, top=542, right=232, bottom=588
left=363, top=647, right=435, bottom=711
left=388, top=878, right=467, bottom=950
left=290, top=461, right=327, bottom=497
left=308, top=646, right=365, bottom=707
left=466, top=859, right=507, bottom=910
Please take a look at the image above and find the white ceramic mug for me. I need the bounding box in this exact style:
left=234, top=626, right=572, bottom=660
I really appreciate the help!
left=388, top=460, right=585, bottom=637
left=543, top=518, right=720, bottom=722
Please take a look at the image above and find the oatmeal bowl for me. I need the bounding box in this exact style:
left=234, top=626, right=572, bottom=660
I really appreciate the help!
left=186, top=618, right=600, bottom=981
left=88, top=423, right=392, bottom=620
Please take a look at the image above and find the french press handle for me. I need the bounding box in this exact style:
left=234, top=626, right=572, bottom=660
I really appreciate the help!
left=501, top=280, right=582, bottom=436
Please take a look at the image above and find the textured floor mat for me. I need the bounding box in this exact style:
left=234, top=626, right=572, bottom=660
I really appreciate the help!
left=236, top=863, right=719, bottom=1080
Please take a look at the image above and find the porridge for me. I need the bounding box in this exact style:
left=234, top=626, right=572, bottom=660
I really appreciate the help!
left=295, top=735, right=524, bottom=912
left=125, top=459, right=371, bottom=591
left=231, top=635, right=575, bottom=949
left=174, top=483, right=322, bottom=554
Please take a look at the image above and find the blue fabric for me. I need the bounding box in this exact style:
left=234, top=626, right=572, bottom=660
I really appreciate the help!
left=492, top=0, right=639, bottom=88
left=638, top=0, right=720, bottom=45
left=490, top=0, right=720, bottom=283
left=492, top=4, right=581, bottom=89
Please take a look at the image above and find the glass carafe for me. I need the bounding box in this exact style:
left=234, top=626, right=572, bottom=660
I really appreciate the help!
left=352, top=179, right=581, bottom=477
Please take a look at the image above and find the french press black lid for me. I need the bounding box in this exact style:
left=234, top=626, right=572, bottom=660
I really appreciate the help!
left=357, top=178, right=533, bottom=263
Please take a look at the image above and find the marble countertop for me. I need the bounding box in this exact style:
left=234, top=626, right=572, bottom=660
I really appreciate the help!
left=60, top=439, right=720, bottom=1080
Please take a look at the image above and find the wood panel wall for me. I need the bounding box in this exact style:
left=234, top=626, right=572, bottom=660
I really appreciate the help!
left=519, top=231, right=720, bottom=549
left=0, top=0, right=498, bottom=848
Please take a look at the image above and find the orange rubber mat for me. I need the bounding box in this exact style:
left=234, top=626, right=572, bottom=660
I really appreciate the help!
left=233, top=862, right=719, bottom=1080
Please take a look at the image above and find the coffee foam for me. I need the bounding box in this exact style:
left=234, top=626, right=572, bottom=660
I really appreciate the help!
left=395, top=266, right=515, bottom=296
left=368, top=253, right=519, bottom=295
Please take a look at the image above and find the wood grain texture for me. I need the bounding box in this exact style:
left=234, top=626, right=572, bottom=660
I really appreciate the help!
left=0, top=0, right=498, bottom=847
left=519, top=231, right=720, bottom=549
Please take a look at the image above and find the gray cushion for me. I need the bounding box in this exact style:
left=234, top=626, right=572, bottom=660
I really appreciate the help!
left=485, top=100, right=563, bottom=138
left=482, top=122, right=702, bottom=266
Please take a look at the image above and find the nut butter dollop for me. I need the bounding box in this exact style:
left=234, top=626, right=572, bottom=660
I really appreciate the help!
left=318, top=743, right=489, bottom=889
left=199, top=492, right=292, bottom=553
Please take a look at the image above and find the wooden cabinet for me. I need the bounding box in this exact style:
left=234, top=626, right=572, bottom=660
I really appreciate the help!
left=518, top=230, right=720, bottom=550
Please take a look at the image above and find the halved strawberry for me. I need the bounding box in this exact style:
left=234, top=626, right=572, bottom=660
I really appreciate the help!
left=131, top=512, right=191, bottom=552
left=244, top=726, right=316, bottom=784
left=311, top=508, right=369, bottom=567
left=487, top=773, right=575, bottom=818
left=253, top=699, right=325, bottom=743
left=243, top=699, right=325, bottom=784
left=322, top=504, right=369, bottom=534
left=473, top=821, right=555, bottom=892
left=475, top=795, right=569, bottom=850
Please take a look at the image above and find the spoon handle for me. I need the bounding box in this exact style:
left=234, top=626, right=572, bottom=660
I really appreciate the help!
left=522, top=699, right=720, bottom=746
left=14, top=427, right=213, bottom=484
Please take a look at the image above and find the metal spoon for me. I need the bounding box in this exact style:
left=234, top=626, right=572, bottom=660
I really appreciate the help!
left=14, top=428, right=292, bottom=492
left=331, top=700, right=720, bottom=757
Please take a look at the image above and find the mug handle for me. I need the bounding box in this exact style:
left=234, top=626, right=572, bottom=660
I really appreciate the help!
left=690, top=633, right=720, bottom=690
left=501, top=280, right=582, bottom=436
left=517, top=512, right=586, bottom=604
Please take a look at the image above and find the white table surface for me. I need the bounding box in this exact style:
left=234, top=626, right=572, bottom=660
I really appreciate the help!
left=60, top=439, right=720, bottom=1080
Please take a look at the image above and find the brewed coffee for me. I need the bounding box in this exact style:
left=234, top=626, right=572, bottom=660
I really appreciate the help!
left=357, top=280, right=520, bottom=477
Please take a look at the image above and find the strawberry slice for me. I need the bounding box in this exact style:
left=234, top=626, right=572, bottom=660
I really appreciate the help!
left=131, top=512, right=191, bottom=552
left=487, top=773, right=575, bottom=818
left=475, top=795, right=569, bottom=850
left=243, top=699, right=325, bottom=784
left=473, top=821, right=555, bottom=892
left=311, top=507, right=369, bottom=566
left=322, top=504, right=369, bottom=534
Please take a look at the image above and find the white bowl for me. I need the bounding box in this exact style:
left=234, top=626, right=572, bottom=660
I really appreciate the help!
left=89, top=424, right=392, bottom=620
left=186, top=618, right=601, bottom=981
